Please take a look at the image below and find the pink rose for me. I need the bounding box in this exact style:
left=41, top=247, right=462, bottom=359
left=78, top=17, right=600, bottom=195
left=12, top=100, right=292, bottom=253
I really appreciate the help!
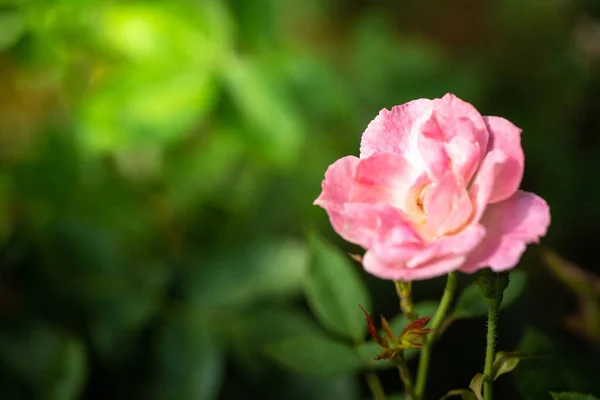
left=314, top=94, right=550, bottom=281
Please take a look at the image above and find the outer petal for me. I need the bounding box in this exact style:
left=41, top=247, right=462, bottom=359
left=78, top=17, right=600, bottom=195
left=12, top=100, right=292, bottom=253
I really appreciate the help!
left=483, top=116, right=524, bottom=203
left=362, top=250, right=465, bottom=281
left=314, top=156, right=359, bottom=236
left=460, top=190, right=550, bottom=273
left=360, top=99, right=432, bottom=162
left=364, top=224, right=485, bottom=281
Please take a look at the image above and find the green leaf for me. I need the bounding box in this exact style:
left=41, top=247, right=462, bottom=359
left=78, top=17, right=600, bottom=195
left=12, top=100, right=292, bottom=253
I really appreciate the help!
left=304, top=232, right=371, bottom=341
left=265, top=335, right=364, bottom=375
left=280, top=374, right=361, bottom=400
left=224, top=56, right=304, bottom=168
left=440, top=389, right=478, bottom=400
left=469, top=373, right=484, bottom=400
left=152, top=313, right=224, bottom=400
left=0, top=324, right=87, bottom=400
left=185, top=238, right=309, bottom=309
left=492, top=351, right=520, bottom=380
left=229, top=307, right=322, bottom=373
left=453, top=269, right=526, bottom=320
left=550, top=393, right=600, bottom=400
left=78, top=68, right=216, bottom=156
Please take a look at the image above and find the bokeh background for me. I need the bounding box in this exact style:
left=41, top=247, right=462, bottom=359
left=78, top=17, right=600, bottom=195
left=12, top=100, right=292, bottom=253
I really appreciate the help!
left=2, top=0, right=600, bottom=399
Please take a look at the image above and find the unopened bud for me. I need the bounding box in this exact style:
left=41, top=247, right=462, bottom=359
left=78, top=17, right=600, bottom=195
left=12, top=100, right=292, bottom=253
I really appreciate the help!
left=476, top=269, right=510, bottom=308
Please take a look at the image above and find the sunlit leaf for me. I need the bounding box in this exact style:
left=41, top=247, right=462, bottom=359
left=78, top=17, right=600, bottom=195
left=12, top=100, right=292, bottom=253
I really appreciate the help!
left=0, top=9, right=26, bottom=51
left=78, top=68, right=217, bottom=156
left=304, top=232, right=371, bottom=341
left=265, top=335, right=364, bottom=375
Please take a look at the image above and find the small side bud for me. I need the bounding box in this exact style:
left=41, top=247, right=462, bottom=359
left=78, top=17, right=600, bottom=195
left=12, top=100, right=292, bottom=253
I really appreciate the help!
left=476, top=269, right=510, bottom=307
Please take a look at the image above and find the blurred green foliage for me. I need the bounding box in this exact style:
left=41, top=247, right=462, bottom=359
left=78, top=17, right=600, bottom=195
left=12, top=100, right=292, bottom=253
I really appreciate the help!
left=2, top=0, right=600, bottom=399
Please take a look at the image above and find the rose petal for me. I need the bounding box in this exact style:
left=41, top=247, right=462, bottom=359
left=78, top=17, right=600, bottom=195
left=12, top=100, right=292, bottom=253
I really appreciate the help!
left=339, top=203, right=412, bottom=248
left=362, top=225, right=485, bottom=281
left=362, top=248, right=464, bottom=281
left=407, top=224, right=486, bottom=268
left=468, top=149, right=508, bottom=223
left=461, top=191, right=550, bottom=273
left=351, top=152, right=419, bottom=205
left=360, top=99, right=432, bottom=164
left=483, top=116, right=524, bottom=203
left=314, top=156, right=360, bottom=236
left=415, top=94, right=488, bottom=182
left=422, top=172, right=473, bottom=237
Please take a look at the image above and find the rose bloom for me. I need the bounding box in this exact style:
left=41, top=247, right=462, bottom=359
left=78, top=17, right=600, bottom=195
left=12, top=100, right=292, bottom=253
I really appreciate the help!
left=314, top=94, right=550, bottom=281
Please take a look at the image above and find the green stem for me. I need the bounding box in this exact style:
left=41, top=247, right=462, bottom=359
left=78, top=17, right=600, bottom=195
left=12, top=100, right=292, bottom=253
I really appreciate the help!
left=483, top=305, right=498, bottom=400
left=395, top=353, right=416, bottom=399
left=394, top=281, right=416, bottom=321
left=414, top=272, right=458, bottom=399
left=365, top=371, right=387, bottom=400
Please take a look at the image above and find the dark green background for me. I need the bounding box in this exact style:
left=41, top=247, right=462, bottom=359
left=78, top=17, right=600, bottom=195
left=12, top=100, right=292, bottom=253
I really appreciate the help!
left=1, top=0, right=600, bottom=399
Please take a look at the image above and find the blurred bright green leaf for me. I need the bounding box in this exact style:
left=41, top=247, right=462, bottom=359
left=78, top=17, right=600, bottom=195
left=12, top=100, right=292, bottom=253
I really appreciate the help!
left=265, top=335, right=363, bottom=375
left=0, top=324, right=87, bottom=400
left=78, top=68, right=216, bottom=156
left=153, top=314, right=224, bottom=400
left=453, top=269, right=526, bottom=320
left=186, top=238, right=309, bottom=309
left=551, top=393, right=600, bottom=400
left=0, top=9, right=26, bottom=51
left=96, top=1, right=231, bottom=66
left=304, top=232, right=371, bottom=341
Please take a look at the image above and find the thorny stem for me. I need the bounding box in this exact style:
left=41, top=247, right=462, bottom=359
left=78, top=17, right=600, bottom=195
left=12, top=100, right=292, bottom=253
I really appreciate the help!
left=483, top=304, right=499, bottom=400
left=414, top=272, right=458, bottom=399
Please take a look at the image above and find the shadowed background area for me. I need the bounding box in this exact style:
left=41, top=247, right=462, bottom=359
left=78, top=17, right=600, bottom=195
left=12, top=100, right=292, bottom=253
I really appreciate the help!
left=1, top=0, right=600, bottom=399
